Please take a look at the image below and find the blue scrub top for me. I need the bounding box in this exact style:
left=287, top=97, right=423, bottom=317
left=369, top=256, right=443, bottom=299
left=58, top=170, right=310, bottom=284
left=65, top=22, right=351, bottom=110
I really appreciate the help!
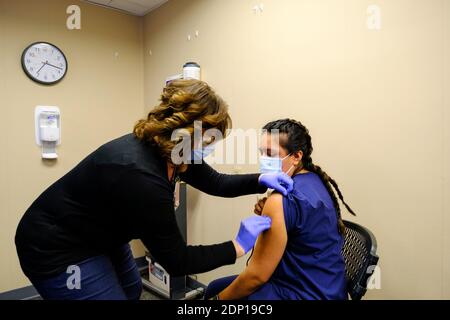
left=263, top=172, right=348, bottom=300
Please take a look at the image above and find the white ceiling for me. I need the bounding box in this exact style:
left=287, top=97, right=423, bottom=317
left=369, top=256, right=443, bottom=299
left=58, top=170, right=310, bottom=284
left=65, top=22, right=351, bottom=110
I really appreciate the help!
left=84, top=0, right=168, bottom=16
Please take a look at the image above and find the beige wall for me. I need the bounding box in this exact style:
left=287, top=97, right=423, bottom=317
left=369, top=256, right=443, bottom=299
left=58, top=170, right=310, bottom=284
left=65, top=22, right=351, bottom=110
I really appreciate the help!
left=143, top=0, right=450, bottom=299
left=0, top=0, right=145, bottom=292
left=443, top=0, right=450, bottom=300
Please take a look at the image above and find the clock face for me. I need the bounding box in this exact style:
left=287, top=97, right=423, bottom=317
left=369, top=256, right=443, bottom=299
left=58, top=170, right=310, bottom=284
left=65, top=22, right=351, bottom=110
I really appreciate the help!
left=21, top=42, right=68, bottom=85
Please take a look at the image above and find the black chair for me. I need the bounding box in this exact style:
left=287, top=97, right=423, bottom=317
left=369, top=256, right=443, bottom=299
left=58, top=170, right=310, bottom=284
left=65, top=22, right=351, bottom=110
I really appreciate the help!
left=342, top=220, right=379, bottom=300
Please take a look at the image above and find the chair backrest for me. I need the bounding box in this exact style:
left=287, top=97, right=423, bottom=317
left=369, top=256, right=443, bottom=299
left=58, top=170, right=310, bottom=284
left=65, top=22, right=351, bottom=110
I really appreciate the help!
left=342, top=220, right=379, bottom=300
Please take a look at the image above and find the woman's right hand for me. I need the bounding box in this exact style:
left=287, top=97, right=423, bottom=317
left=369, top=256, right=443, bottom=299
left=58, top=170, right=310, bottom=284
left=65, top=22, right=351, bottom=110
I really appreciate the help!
left=254, top=197, right=268, bottom=215
left=234, top=215, right=272, bottom=256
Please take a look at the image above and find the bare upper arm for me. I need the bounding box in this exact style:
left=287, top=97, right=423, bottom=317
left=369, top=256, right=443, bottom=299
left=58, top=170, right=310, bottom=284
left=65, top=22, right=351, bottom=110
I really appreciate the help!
left=217, top=193, right=288, bottom=299
left=246, top=193, right=288, bottom=282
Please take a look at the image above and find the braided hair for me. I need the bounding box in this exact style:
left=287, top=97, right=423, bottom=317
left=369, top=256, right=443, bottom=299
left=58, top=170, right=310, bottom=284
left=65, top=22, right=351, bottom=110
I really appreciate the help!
left=262, top=119, right=356, bottom=234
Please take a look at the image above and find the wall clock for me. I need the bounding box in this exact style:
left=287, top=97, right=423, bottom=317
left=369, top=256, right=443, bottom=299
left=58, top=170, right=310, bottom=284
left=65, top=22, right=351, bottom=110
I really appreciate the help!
left=21, top=42, right=68, bottom=85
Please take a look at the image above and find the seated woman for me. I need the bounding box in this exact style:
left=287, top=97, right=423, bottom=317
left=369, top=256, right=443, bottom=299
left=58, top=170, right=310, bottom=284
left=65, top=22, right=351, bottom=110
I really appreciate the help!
left=205, top=119, right=356, bottom=300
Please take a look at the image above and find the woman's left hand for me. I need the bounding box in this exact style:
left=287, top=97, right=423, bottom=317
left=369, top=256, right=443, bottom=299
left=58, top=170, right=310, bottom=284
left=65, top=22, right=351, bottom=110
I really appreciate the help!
left=235, top=215, right=272, bottom=254
left=258, top=173, right=293, bottom=196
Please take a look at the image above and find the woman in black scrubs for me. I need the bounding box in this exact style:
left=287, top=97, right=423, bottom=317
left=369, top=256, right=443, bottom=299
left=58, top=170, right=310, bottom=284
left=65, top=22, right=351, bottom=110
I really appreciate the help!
left=15, top=79, right=293, bottom=300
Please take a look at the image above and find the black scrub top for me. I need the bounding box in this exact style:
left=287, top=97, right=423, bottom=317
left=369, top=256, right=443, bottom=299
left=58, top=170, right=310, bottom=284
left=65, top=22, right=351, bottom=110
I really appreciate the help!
left=15, top=133, right=266, bottom=280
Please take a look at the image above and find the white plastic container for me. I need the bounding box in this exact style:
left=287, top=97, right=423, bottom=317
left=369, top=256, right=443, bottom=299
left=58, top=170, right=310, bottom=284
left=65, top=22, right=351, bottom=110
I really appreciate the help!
left=146, top=255, right=170, bottom=296
left=182, top=62, right=201, bottom=80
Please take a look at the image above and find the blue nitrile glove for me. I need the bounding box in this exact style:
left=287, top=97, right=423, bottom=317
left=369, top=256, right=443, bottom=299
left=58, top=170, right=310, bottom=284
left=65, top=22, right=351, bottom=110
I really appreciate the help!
left=258, top=173, right=294, bottom=196
left=235, top=215, right=272, bottom=254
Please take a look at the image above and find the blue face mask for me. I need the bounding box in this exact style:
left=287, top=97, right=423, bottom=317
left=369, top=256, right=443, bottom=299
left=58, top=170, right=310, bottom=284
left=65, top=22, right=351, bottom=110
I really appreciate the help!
left=191, top=145, right=215, bottom=162
left=259, top=154, right=294, bottom=175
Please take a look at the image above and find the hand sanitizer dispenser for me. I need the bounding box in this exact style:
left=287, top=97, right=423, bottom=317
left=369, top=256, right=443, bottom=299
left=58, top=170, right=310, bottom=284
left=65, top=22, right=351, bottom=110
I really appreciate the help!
left=35, top=106, right=61, bottom=159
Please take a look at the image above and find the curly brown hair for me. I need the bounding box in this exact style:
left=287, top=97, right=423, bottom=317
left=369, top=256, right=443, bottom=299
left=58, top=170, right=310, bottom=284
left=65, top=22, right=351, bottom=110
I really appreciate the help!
left=134, top=79, right=232, bottom=171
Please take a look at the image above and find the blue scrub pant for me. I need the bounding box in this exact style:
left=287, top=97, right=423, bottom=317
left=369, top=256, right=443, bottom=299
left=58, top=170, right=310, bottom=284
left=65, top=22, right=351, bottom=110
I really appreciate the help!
left=29, top=244, right=142, bottom=300
left=205, top=275, right=282, bottom=300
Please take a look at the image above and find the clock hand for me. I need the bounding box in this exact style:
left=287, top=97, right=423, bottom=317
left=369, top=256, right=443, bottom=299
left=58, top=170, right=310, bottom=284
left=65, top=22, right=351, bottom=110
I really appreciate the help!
left=36, top=62, right=46, bottom=74
left=45, top=62, right=63, bottom=70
